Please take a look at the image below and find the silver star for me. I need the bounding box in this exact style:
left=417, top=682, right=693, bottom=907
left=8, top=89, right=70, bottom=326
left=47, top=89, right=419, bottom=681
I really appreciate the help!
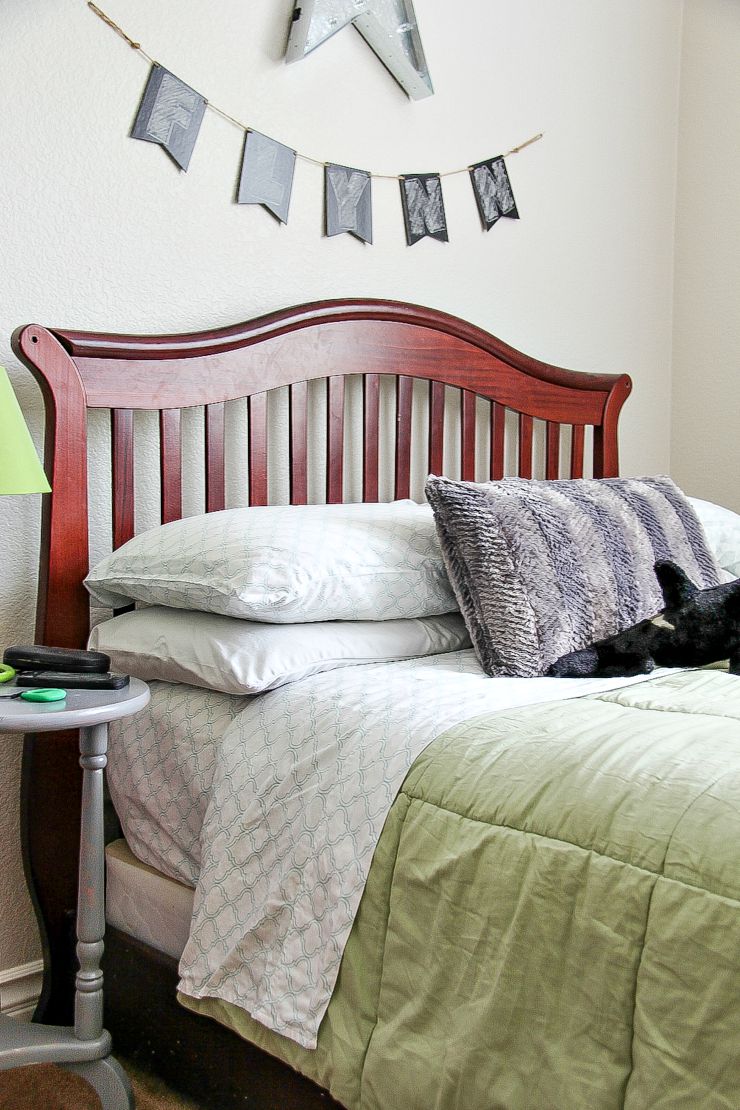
left=286, top=0, right=433, bottom=100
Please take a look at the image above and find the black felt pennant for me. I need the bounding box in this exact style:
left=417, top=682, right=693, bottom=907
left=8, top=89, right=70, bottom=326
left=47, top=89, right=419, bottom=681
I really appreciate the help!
left=469, top=156, right=519, bottom=231
left=399, top=173, right=448, bottom=245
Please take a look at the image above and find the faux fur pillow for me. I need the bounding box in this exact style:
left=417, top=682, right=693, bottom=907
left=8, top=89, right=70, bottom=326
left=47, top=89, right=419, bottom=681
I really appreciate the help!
left=425, top=475, right=721, bottom=677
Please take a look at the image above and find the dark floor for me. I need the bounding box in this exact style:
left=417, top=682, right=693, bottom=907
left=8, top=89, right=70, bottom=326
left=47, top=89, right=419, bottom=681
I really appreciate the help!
left=0, top=1057, right=202, bottom=1110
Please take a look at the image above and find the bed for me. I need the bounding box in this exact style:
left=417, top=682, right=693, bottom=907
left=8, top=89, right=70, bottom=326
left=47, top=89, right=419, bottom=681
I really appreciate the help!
left=11, top=300, right=740, bottom=1109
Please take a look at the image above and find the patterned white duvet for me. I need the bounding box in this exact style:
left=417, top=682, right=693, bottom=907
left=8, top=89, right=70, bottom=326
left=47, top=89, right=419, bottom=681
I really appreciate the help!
left=108, top=652, right=657, bottom=1049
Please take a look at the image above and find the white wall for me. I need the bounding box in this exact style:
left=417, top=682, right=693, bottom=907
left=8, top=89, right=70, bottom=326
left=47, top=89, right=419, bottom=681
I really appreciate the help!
left=0, top=0, right=684, bottom=970
left=672, top=0, right=740, bottom=513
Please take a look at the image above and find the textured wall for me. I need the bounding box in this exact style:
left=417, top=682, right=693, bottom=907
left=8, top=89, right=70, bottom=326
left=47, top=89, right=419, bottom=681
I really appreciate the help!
left=671, top=0, right=740, bottom=512
left=0, top=0, right=683, bottom=970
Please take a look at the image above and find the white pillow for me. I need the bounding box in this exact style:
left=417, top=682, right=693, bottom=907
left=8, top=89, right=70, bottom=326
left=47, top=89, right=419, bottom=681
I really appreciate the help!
left=689, top=497, right=740, bottom=580
left=88, top=607, right=471, bottom=694
left=84, top=501, right=457, bottom=622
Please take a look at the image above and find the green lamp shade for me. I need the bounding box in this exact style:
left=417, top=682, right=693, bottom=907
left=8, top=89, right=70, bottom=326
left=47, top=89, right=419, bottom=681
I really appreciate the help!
left=0, top=366, right=51, bottom=494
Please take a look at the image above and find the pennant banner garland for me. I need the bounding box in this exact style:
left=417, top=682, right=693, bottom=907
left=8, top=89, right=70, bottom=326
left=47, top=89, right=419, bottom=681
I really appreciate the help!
left=95, top=2, right=542, bottom=247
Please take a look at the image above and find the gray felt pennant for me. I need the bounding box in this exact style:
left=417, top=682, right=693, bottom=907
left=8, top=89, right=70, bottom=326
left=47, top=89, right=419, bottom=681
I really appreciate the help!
left=237, top=131, right=296, bottom=224
left=325, top=164, right=373, bottom=244
left=131, top=64, right=206, bottom=172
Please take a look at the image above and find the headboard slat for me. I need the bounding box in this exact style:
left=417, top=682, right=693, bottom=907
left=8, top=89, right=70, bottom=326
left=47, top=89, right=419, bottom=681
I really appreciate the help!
left=429, top=381, right=445, bottom=476
left=491, top=401, right=505, bottom=480
left=461, top=390, right=476, bottom=482
left=570, top=425, right=585, bottom=479
left=363, top=374, right=380, bottom=503
left=326, top=376, right=345, bottom=504
left=111, top=409, right=135, bottom=549
left=546, top=421, right=560, bottom=480
left=248, top=392, right=268, bottom=506
left=394, top=375, right=413, bottom=499
left=159, top=408, right=182, bottom=524
left=205, top=402, right=226, bottom=513
left=289, top=381, right=308, bottom=506
left=518, top=413, right=534, bottom=480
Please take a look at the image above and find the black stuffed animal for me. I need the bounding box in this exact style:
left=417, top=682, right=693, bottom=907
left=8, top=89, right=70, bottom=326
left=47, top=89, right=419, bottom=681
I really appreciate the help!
left=548, top=560, right=740, bottom=678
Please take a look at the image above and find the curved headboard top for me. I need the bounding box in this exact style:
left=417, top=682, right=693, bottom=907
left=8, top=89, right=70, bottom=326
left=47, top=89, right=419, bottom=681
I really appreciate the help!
left=14, top=298, right=630, bottom=416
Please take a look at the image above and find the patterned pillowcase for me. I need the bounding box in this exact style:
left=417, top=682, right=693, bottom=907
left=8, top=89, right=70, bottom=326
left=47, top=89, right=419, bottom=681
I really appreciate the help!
left=89, top=607, right=471, bottom=694
left=85, top=500, right=458, bottom=622
left=425, top=475, right=721, bottom=677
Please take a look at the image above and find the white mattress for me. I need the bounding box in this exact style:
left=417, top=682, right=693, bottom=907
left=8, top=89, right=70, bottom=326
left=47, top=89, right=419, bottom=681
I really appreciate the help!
left=105, top=838, right=194, bottom=961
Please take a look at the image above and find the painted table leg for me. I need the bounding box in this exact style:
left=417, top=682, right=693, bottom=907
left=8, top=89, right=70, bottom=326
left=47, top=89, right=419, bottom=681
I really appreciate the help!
left=65, top=1056, right=135, bottom=1110
left=74, top=723, right=133, bottom=1109
left=76, top=723, right=108, bottom=1041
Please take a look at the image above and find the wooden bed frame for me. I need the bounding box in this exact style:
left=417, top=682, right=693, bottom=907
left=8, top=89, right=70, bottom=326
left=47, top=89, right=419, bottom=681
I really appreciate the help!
left=11, top=299, right=631, bottom=1108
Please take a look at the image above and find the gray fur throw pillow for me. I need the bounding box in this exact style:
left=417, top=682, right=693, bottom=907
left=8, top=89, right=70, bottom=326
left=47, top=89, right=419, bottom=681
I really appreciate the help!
left=425, top=474, right=721, bottom=677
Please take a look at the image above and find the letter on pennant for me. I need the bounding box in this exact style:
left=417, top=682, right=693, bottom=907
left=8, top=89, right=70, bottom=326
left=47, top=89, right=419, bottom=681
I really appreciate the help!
left=469, top=156, right=519, bottom=231
left=325, top=164, right=373, bottom=243
left=238, top=131, right=296, bottom=224
left=131, top=65, right=206, bottom=172
left=400, top=174, right=448, bottom=245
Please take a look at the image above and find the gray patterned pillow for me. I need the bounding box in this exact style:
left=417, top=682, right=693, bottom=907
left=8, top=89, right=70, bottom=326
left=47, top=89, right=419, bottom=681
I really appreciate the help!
left=425, top=475, right=721, bottom=677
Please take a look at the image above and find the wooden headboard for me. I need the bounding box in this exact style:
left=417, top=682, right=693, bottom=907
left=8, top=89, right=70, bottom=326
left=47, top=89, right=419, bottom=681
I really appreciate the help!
left=11, top=298, right=631, bottom=1023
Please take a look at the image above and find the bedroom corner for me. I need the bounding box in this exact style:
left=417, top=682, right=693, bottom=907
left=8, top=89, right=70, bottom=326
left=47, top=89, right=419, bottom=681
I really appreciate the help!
left=670, top=0, right=740, bottom=515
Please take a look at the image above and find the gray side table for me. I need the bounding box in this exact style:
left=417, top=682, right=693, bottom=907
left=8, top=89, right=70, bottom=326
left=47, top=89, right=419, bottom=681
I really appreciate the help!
left=0, top=677, right=150, bottom=1109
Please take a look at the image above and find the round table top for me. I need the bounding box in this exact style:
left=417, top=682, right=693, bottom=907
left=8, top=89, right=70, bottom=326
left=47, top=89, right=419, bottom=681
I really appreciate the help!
left=0, top=676, right=150, bottom=732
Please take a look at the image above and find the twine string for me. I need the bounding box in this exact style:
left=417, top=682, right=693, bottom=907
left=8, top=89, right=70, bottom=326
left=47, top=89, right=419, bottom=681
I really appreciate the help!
left=86, top=1, right=543, bottom=180
left=88, top=3, right=141, bottom=52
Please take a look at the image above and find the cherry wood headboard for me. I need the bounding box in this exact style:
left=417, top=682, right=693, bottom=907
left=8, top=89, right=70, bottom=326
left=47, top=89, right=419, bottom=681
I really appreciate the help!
left=14, top=298, right=631, bottom=651
left=10, top=298, right=631, bottom=1094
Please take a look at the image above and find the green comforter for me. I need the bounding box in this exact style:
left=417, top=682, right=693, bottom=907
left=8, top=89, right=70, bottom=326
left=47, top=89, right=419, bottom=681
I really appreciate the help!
left=181, top=669, right=740, bottom=1109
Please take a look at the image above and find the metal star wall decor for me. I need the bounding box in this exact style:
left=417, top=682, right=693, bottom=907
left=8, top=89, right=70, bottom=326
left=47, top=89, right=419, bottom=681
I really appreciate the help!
left=286, top=0, right=433, bottom=100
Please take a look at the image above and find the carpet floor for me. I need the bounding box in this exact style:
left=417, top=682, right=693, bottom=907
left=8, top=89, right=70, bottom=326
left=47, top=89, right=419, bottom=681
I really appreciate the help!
left=0, top=1058, right=202, bottom=1109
